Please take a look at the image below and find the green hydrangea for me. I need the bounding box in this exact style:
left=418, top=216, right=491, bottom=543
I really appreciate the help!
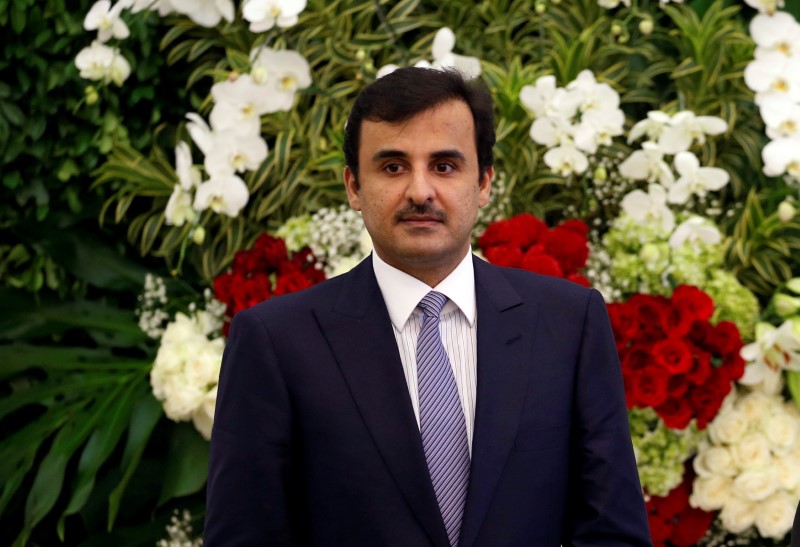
left=671, top=239, right=725, bottom=287
left=275, top=214, right=313, bottom=252
left=628, top=408, right=702, bottom=497
left=705, top=271, right=760, bottom=340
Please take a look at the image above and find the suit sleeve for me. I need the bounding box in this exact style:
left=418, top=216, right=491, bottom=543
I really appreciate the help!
left=564, top=289, right=652, bottom=546
left=205, top=308, right=297, bottom=546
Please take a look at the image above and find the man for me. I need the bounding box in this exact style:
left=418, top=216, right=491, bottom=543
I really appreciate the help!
left=205, top=67, right=651, bottom=546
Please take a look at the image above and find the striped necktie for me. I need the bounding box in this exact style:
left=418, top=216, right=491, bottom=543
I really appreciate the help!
left=416, top=291, right=470, bottom=547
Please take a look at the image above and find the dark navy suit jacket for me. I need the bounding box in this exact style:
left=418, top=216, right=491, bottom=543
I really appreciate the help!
left=205, top=255, right=652, bottom=546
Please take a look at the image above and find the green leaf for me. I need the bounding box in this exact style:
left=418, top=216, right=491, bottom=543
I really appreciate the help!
left=157, top=423, right=210, bottom=506
left=108, top=393, right=162, bottom=530
left=58, top=380, right=141, bottom=538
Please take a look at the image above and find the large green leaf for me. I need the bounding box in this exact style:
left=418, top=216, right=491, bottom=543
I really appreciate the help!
left=157, top=423, right=210, bottom=506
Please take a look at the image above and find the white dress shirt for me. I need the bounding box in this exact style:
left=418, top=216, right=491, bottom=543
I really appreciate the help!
left=372, top=250, right=478, bottom=453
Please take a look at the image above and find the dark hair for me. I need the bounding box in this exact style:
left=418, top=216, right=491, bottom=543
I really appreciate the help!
left=343, top=67, right=495, bottom=183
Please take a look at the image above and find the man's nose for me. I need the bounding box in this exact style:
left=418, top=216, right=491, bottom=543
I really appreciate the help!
left=405, top=168, right=435, bottom=204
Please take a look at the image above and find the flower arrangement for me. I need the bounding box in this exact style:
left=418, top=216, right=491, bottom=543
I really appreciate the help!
left=477, top=213, right=590, bottom=286
left=608, top=285, right=746, bottom=430
left=646, top=472, right=716, bottom=547
left=213, top=233, right=326, bottom=334
left=691, top=389, right=800, bottom=539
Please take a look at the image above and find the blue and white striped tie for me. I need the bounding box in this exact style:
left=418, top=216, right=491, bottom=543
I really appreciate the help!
left=416, top=291, right=470, bottom=547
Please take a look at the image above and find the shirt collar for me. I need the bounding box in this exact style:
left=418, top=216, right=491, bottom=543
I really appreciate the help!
left=372, top=249, right=476, bottom=329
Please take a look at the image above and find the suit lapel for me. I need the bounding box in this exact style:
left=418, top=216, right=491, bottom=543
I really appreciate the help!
left=459, top=258, right=537, bottom=547
left=313, top=257, right=450, bottom=547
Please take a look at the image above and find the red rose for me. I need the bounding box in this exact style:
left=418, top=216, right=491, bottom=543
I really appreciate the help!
left=646, top=515, right=672, bottom=546
left=541, top=226, right=589, bottom=274
left=508, top=213, right=547, bottom=248
left=232, top=249, right=267, bottom=275
left=672, top=285, right=714, bottom=322
left=520, top=249, right=564, bottom=277
left=608, top=302, right=640, bottom=342
left=621, top=344, right=650, bottom=375
left=214, top=272, right=236, bottom=309
left=558, top=219, right=590, bottom=237
left=628, top=294, right=669, bottom=342
left=671, top=506, right=715, bottom=546
left=721, top=352, right=746, bottom=383
left=235, top=272, right=272, bottom=312
left=715, top=321, right=743, bottom=357
left=632, top=367, right=670, bottom=408
left=274, top=271, right=314, bottom=296
left=478, top=218, right=515, bottom=248
left=652, top=337, right=693, bottom=374
left=688, top=320, right=719, bottom=352
left=667, top=374, right=689, bottom=399
left=484, top=244, right=523, bottom=268
left=658, top=481, right=689, bottom=519
left=656, top=397, right=693, bottom=429
left=254, top=233, right=288, bottom=269
left=685, top=344, right=712, bottom=386
left=689, top=383, right=727, bottom=430
left=662, top=303, right=696, bottom=338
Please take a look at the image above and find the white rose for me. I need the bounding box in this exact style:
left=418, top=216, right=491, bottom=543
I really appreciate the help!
left=191, top=386, right=218, bottom=440
left=733, top=468, right=779, bottom=502
left=690, top=475, right=733, bottom=510
left=161, top=374, right=205, bottom=421
left=775, top=454, right=800, bottom=490
left=184, top=339, right=224, bottom=387
left=694, top=446, right=737, bottom=478
left=730, top=432, right=772, bottom=470
left=761, top=410, right=799, bottom=449
left=737, top=391, right=770, bottom=422
left=719, top=495, right=756, bottom=533
left=708, top=408, right=749, bottom=445
left=755, top=492, right=796, bottom=540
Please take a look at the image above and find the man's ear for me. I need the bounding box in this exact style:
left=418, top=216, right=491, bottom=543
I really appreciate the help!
left=478, top=166, right=494, bottom=208
left=344, top=166, right=361, bottom=211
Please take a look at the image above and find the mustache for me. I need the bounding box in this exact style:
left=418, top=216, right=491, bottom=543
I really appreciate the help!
left=395, top=203, right=446, bottom=222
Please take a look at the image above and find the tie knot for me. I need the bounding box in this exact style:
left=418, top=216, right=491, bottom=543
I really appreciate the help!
left=418, top=291, right=448, bottom=318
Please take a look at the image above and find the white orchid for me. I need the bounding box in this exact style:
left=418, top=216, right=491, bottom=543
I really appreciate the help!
left=84, top=0, right=130, bottom=42
left=572, top=108, right=625, bottom=153
left=740, top=320, right=800, bottom=394
left=567, top=70, right=621, bottom=115
left=761, top=99, right=800, bottom=140
left=744, top=51, right=800, bottom=106
left=169, top=0, right=234, bottom=27
left=165, top=186, right=196, bottom=226
left=430, top=27, right=482, bottom=79
left=750, top=12, right=800, bottom=57
left=205, top=133, right=268, bottom=176
left=175, top=141, right=199, bottom=190
left=120, top=0, right=174, bottom=14
left=543, top=143, right=589, bottom=176
left=250, top=48, right=312, bottom=112
left=165, top=142, right=199, bottom=227
left=520, top=75, right=558, bottom=119
left=242, top=0, right=307, bottom=32
left=529, top=116, right=572, bottom=147
left=762, top=138, right=800, bottom=181
left=668, top=216, right=722, bottom=249
left=628, top=110, right=672, bottom=143
left=668, top=151, right=729, bottom=204
left=618, top=141, right=675, bottom=187
left=744, top=0, right=785, bottom=15
left=620, top=184, right=675, bottom=233
left=74, top=41, right=131, bottom=85
left=598, top=0, right=630, bottom=8
left=210, top=75, right=273, bottom=132
left=658, top=111, right=728, bottom=154
left=193, top=174, right=250, bottom=217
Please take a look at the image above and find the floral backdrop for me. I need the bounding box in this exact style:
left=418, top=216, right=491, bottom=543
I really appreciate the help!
left=3, top=0, right=800, bottom=545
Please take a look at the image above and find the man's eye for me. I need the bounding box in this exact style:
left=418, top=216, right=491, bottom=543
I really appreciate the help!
left=385, top=163, right=401, bottom=173
left=434, top=162, right=454, bottom=173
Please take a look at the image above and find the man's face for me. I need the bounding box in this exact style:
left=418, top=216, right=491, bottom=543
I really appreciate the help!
left=344, top=99, right=492, bottom=282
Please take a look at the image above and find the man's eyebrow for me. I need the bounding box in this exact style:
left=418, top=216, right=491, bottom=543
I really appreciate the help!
left=371, top=149, right=409, bottom=162
left=430, top=149, right=466, bottom=162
